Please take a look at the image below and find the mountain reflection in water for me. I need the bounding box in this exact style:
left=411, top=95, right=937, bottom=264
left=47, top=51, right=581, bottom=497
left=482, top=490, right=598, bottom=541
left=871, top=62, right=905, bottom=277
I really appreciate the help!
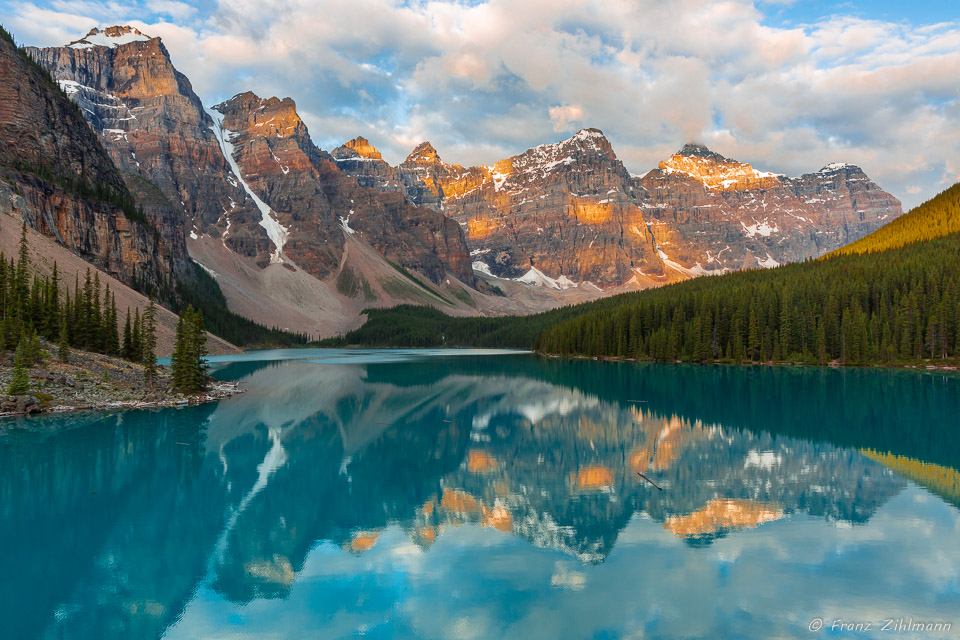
left=2, top=350, right=958, bottom=640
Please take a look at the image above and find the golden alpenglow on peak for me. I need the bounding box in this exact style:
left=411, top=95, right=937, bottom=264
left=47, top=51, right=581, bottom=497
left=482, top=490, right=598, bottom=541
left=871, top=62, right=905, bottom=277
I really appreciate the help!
left=658, top=143, right=783, bottom=191
left=342, top=136, right=383, bottom=160
left=405, top=141, right=440, bottom=165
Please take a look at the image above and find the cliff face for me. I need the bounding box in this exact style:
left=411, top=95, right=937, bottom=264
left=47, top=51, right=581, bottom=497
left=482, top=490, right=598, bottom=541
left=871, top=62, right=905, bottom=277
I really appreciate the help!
left=426, top=129, right=664, bottom=286
left=336, top=134, right=903, bottom=288
left=331, top=137, right=405, bottom=192
left=30, top=29, right=473, bottom=287
left=1, top=29, right=188, bottom=289
left=24, top=28, right=270, bottom=261
left=213, top=93, right=474, bottom=283
left=636, top=145, right=903, bottom=273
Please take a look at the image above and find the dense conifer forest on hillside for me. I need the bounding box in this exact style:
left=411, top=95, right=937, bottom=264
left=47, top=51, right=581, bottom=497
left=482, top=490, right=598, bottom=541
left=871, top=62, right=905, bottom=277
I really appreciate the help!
left=832, top=183, right=960, bottom=256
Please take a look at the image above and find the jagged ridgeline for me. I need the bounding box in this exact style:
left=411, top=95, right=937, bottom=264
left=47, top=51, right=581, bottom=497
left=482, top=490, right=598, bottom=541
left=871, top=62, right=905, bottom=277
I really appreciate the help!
left=0, top=24, right=306, bottom=347
left=330, top=184, right=960, bottom=366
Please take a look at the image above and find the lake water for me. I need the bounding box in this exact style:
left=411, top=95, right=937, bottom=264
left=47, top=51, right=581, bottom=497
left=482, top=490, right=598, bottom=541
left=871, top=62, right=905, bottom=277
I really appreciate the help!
left=2, top=349, right=959, bottom=640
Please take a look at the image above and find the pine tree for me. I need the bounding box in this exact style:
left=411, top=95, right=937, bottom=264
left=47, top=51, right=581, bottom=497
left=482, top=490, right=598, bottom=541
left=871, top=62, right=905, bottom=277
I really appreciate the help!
left=170, top=310, right=188, bottom=391
left=142, top=299, right=158, bottom=386
left=91, top=272, right=102, bottom=352
left=171, top=306, right=210, bottom=394
left=131, top=308, right=142, bottom=362
left=45, top=262, right=60, bottom=338
left=22, top=327, right=43, bottom=365
left=122, top=308, right=132, bottom=359
left=7, top=340, right=30, bottom=395
left=13, top=223, right=30, bottom=319
left=189, top=308, right=209, bottom=392
left=57, top=310, right=70, bottom=363
left=107, top=290, right=120, bottom=356
left=747, top=307, right=760, bottom=361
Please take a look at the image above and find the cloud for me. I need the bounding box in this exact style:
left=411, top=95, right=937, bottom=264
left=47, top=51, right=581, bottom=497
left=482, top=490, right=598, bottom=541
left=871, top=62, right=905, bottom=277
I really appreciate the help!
left=548, top=104, right=584, bottom=132
left=146, top=0, right=196, bottom=21
left=2, top=0, right=959, bottom=207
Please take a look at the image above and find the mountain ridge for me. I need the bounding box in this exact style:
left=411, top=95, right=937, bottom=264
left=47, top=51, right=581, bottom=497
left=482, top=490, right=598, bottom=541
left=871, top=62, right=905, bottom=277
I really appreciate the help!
left=334, top=128, right=902, bottom=287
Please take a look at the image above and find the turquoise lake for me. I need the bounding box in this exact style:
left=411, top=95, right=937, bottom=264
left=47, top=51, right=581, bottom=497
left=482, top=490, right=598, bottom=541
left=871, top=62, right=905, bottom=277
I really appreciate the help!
left=2, top=349, right=959, bottom=639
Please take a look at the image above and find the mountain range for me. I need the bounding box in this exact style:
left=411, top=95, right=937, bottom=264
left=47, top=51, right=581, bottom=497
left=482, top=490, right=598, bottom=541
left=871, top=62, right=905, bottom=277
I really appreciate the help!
left=3, top=25, right=905, bottom=342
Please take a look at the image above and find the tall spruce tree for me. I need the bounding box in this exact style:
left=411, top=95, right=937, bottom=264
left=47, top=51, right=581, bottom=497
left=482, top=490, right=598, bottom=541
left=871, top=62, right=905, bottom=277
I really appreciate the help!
left=171, top=306, right=209, bottom=394
left=122, top=308, right=133, bottom=359
left=7, top=339, right=30, bottom=395
left=57, top=310, right=70, bottom=363
left=142, top=300, right=158, bottom=386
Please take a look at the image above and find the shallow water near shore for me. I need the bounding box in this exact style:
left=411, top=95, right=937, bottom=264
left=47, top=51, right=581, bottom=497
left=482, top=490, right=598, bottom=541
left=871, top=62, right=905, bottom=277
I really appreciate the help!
left=2, top=349, right=959, bottom=640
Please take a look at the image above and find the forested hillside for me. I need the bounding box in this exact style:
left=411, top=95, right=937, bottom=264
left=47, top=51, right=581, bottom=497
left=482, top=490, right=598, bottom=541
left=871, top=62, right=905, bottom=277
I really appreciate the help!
left=329, top=184, right=960, bottom=367
left=537, top=232, right=960, bottom=364
left=832, top=183, right=960, bottom=255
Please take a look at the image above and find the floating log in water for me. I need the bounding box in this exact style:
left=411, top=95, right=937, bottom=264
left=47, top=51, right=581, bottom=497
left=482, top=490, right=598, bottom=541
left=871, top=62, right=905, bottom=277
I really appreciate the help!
left=637, top=471, right=664, bottom=490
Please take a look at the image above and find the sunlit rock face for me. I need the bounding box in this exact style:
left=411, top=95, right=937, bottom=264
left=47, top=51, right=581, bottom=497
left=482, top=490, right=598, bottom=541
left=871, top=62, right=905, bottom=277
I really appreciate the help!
left=24, top=29, right=271, bottom=260
left=29, top=28, right=474, bottom=285
left=1, top=31, right=189, bottom=289
left=639, top=146, right=903, bottom=274
left=336, top=132, right=903, bottom=288
left=332, top=137, right=405, bottom=192
left=657, top=144, right=783, bottom=192
left=214, top=92, right=474, bottom=282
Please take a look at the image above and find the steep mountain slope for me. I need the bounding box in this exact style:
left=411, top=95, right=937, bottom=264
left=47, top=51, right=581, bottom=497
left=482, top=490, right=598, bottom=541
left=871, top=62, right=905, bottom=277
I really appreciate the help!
left=0, top=26, right=188, bottom=292
left=24, top=27, right=272, bottom=261
left=28, top=27, right=478, bottom=339
left=211, top=92, right=473, bottom=284
left=336, top=133, right=903, bottom=288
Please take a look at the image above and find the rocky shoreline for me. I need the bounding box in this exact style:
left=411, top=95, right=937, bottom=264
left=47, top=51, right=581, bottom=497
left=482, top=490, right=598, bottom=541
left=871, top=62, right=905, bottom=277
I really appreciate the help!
left=0, top=345, right=243, bottom=418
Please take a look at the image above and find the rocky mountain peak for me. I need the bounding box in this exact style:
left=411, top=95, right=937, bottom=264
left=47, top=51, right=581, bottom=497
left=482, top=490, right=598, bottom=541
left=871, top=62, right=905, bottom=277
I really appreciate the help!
left=817, top=162, right=861, bottom=175
left=658, top=144, right=782, bottom=191
left=68, top=25, right=151, bottom=49
left=332, top=136, right=383, bottom=161
left=214, top=92, right=307, bottom=139
left=404, top=142, right=441, bottom=165
left=676, top=142, right=728, bottom=161
left=566, top=129, right=613, bottom=150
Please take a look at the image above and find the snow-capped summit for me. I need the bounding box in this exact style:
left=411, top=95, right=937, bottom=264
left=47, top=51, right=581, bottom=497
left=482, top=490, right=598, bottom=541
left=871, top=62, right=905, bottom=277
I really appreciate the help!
left=818, top=162, right=853, bottom=173
left=68, top=26, right=150, bottom=49
left=657, top=143, right=782, bottom=190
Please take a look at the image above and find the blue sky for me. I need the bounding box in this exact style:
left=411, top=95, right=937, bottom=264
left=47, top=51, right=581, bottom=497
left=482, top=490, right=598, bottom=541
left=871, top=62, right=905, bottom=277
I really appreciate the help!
left=760, top=0, right=955, bottom=26
left=3, top=0, right=959, bottom=207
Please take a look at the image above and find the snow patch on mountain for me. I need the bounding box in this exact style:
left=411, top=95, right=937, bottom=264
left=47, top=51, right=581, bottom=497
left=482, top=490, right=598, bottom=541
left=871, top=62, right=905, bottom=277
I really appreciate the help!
left=69, top=27, right=149, bottom=49
left=515, top=267, right=579, bottom=290
left=472, top=261, right=494, bottom=277
left=207, top=106, right=289, bottom=263
left=741, top=220, right=779, bottom=238
left=820, top=162, right=851, bottom=172
left=757, top=254, right=780, bottom=269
